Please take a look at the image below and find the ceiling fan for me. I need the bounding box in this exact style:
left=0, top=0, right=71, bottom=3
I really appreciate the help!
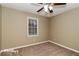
left=37, top=3, right=66, bottom=13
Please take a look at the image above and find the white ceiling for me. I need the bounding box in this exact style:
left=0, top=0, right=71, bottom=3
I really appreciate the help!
left=1, top=3, right=79, bottom=17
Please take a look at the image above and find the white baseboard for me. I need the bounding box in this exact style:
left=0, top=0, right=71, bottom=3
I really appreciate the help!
left=1, top=40, right=79, bottom=54
left=0, top=41, right=48, bottom=52
left=48, top=40, right=79, bottom=54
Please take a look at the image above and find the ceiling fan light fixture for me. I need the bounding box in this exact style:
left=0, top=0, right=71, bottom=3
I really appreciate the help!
left=44, top=5, right=48, bottom=12
left=36, top=3, right=66, bottom=13
left=49, top=5, right=53, bottom=10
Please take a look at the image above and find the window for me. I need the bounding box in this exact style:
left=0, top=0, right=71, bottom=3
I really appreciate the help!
left=27, top=17, right=39, bottom=37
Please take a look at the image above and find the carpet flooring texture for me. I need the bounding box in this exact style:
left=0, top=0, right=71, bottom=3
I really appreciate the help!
left=1, top=42, right=79, bottom=56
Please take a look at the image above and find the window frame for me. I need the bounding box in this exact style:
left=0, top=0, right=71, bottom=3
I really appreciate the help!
left=27, top=17, right=39, bottom=37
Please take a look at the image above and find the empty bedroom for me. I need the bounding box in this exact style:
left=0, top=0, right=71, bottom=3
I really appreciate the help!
left=0, top=3, right=79, bottom=56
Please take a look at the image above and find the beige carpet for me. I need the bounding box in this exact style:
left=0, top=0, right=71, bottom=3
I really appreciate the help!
left=1, top=42, right=79, bottom=56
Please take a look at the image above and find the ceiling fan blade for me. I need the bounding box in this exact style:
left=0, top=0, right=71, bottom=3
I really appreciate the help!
left=37, top=7, right=44, bottom=12
left=38, top=3, right=43, bottom=4
left=53, top=3, right=66, bottom=6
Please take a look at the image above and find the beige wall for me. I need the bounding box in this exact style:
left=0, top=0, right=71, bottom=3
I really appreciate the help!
left=0, top=5, right=2, bottom=50
left=1, top=5, right=79, bottom=51
left=1, top=7, right=49, bottom=49
left=50, top=7, right=79, bottom=51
